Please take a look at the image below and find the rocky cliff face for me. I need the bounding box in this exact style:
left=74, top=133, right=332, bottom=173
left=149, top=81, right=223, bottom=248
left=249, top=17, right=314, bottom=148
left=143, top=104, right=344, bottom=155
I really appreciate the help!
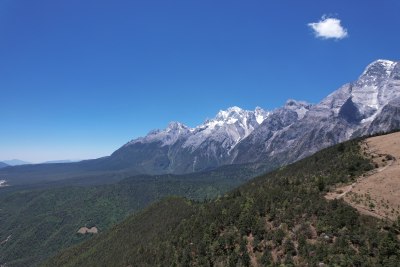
left=111, top=106, right=270, bottom=173
left=112, top=59, right=400, bottom=174
left=231, top=59, right=400, bottom=167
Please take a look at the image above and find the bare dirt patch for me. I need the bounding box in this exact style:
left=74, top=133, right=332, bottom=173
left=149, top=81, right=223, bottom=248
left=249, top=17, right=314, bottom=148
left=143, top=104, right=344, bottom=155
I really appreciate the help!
left=246, top=233, right=259, bottom=267
left=326, top=132, right=400, bottom=221
left=325, top=183, right=356, bottom=200
left=77, top=226, right=98, bottom=234
left=0, top=180, right=8, bottom=188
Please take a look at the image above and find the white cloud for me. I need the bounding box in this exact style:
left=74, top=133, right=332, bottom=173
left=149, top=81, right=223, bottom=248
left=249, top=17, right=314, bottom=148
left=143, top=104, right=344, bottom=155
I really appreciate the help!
left=308, top=15, right=348, bottom=40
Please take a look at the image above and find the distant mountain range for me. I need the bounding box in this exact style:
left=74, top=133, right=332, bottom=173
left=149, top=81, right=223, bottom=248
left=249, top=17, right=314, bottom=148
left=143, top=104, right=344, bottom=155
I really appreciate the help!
left=111, top=59, right=400, bottom=173
left=0, top=162, right=9, bottom=169
left=111, top=106, right=271, bottom=174
left=0, top=159, right=78, bottom=165
left=1, top=59, right=399, bottom=185
left=1, top=159, right=31, bottom=166
left=42, top=160, right=78, bottom=164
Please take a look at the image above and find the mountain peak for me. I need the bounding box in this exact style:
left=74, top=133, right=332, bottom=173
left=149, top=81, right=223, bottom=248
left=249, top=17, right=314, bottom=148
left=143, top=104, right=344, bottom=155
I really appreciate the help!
left=215, top=106, right=244, bottom=121
left=361, top=59, right=397, bottom=78
left=1, top=159, right=31, bottom=166
left=283, top=99, right=312, bottom=119
left=212, top=106, right=270, bottom=126
left=180, top=106, right=270, bottom=157
left=126, top=121, right=191, bottom=147
left=349, top=59, right=400, bottom=116
left=284, top=99, right=311, bottom=108
left=255, top=106, right=269, bottom=124
left=227, top=106, right=243, bottom=112
left=372, top=59, right=395, bottom=66
left=166, top=121, right=189, bottom=132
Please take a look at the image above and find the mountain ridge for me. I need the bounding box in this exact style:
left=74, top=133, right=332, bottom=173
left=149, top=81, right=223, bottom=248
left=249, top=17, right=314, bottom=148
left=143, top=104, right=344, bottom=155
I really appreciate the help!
left=1, top=159, right=31, bottom=166
left=44, top=133, right=400, bottom=267
left=113, top=59, right=400, bottom=172
left=1, top=59, right=399, bottom=185
left=0, top=162, right=8, bottom=169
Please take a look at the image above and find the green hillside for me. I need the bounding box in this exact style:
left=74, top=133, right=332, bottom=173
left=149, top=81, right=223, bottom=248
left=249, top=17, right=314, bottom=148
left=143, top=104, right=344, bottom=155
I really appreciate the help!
left=0, top=163, right=266, bottom=267
left=44, top=138, right=400, bottom=266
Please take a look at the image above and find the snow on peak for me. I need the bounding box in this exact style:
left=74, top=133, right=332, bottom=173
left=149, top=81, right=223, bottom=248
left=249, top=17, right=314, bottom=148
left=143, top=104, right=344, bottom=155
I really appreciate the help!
left=126, top=121, right=191, bottom=147
left=361, top=59, right=397, bottom=78
left=316, top=59, right=400, bottom=123
left=351, top=59, right=398, bottom=112
left=126, top=106, right=270, bottom=151
left=374, top=59, right=396, bottom=67
left=166, top=121, right=189, bottom=132
left=211, top=106, right=270, bottom=126
left=255, top=106, right=269, bottom=124
left=227, top=106, right=243, bottom=113
left=181, top=106, right=270, bottom=151
left=215, top=106, right=244, bottom=121
left=284, top=99, right=312, bottom=119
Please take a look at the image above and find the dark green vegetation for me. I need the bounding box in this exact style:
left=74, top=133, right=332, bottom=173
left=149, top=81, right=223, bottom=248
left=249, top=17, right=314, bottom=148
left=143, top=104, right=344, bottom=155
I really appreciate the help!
left=0, top=163, right=266, bottom=267
left=0, top=152, right=274, bottom=187
left=0, top=158, right=141, bottom=186
left=0, top=162, right=8, bottom=169
left=45, top=138, right=400, bottom=267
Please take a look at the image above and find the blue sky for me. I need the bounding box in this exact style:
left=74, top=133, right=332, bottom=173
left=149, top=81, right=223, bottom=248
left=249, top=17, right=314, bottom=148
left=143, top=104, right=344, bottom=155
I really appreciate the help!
left=1, top=0, right=399, bottom=162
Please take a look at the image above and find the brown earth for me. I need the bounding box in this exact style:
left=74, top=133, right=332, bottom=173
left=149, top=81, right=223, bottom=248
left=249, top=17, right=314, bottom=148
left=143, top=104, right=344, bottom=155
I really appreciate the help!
left=77, top=226, right=98, bottom=234
left=246, top=233, right=259, bottom=267
left=326, top=131, right=400, bottom=221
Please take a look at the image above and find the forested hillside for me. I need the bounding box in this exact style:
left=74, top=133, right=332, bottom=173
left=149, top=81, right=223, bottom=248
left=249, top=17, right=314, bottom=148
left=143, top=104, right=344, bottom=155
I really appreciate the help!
left=45, top=137, right=400, bottom=266
left=0, top=163, right=265, bottom=267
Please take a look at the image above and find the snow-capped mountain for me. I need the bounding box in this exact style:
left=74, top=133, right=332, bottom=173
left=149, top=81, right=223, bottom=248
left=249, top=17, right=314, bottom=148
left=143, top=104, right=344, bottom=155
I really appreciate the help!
left=108, top=59, right=400, bottom=173
left=2, top=59, right=399, bottom=183
left=231, top=59, right=400, bottom=167
left=317, top=59, right=400, bottom=135
left=125, top=121, right=191, bottom=147
left=112, top=59, right=400, bottom=174
left=182, top=106, right=269, bottom=152
left=111, top=106, right=270, bottom=173
left=230, top=99, right=313, bottom=164
left=124, top=106, right=269, bottom=150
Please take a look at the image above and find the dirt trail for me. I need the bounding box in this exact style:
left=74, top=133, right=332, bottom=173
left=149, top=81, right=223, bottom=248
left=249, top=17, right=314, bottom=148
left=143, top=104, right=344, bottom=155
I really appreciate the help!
left=326, top=183, right=356, bottom=199
left=0, top=235, right=11, bottom=245
left=326, top=132, right=400, bottom=221
left=246, top=234, right=259, bottom=267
